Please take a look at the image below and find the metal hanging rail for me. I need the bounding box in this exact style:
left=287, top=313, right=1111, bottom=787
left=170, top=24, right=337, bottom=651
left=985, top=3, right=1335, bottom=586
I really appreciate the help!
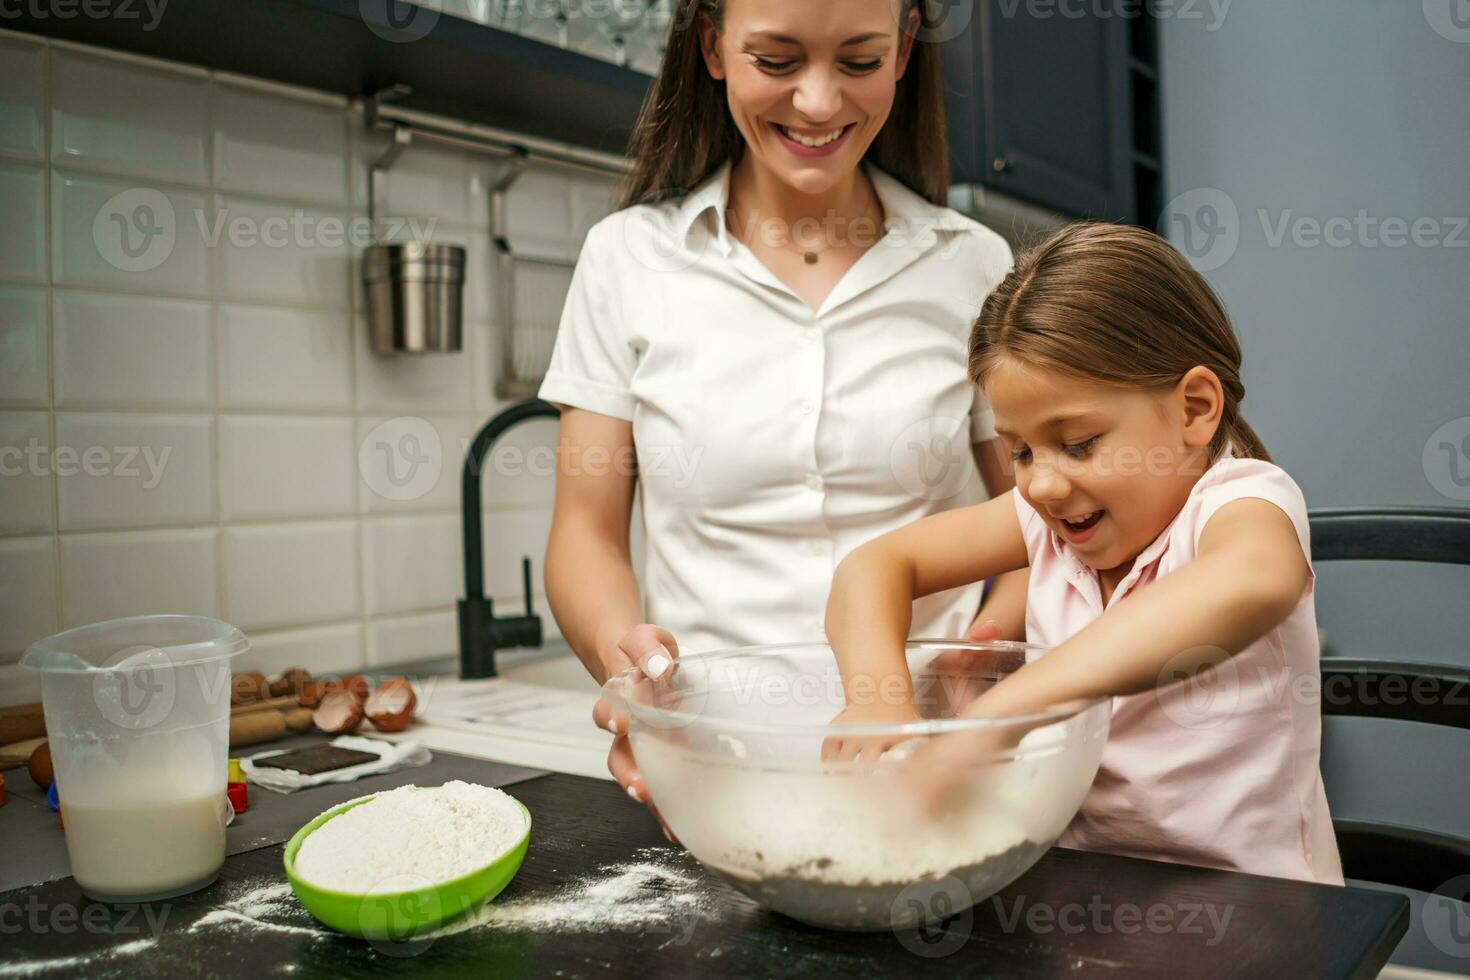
left=360, top=86, right=632, bottom=392
left=361, top=85, right=632, bottom=179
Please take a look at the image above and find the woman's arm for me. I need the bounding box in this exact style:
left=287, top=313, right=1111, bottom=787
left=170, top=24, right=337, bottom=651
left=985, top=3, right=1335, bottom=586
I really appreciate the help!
left=825, top=491, right=1030, bottom=714
left=971, top=437, right=1029, bottom=641
left=544, top=408, right=644, bottom=685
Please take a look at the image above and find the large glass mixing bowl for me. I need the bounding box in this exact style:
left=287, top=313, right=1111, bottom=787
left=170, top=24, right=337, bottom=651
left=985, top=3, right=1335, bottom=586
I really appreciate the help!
left=601, top=640, right=1110, bottom=931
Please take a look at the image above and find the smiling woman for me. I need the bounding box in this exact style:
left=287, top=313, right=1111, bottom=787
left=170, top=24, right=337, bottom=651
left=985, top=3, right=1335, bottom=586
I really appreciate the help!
left=538, top=0, right=1028, bottom=832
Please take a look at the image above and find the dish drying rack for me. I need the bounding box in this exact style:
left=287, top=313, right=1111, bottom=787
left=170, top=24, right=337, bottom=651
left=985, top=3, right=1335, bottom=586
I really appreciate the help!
left=362, top=86, right=632, bottom=397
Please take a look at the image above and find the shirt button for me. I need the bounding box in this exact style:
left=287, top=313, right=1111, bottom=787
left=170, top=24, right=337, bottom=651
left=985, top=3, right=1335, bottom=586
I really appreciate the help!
left=805, top=473, right=824, bottom=491
left=801, top=401, right=814, bottom=414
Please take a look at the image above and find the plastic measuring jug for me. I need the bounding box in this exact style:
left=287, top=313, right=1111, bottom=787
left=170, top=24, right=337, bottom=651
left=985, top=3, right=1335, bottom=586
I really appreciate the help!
left=21, top=615, right=248, bottom=902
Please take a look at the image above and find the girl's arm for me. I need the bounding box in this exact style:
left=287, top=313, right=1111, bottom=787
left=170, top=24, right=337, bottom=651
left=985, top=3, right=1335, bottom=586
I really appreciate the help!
left=823, top=491, right=1030, bottom=747
left=956, top=497, right=1310, bottom=720
left=971, top=437, right=1029, bottom=641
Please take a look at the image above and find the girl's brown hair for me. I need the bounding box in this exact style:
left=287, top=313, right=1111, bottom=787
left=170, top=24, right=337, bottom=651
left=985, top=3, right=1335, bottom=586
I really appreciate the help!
left=617, top=0, right=950, bottom=209
left=969, top=222, right=1271, bottom=463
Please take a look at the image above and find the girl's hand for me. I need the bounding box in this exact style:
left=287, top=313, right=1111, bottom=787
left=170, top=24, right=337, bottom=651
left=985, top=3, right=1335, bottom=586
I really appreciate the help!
left=591, top=623, right=681, bottom=843
left=820, top=623, right=1005, bottom=765
left=820, top=701, right=925, bottom=762
left=900, top=701, right=1030, bottom=813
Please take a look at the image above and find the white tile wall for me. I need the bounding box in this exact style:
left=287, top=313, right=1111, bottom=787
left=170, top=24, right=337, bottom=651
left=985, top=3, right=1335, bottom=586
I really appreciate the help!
left=0, top=286, right=48, bottom=408
left=221, top=521, right=361, bottom=631
left=0, top=36, right=45, bottom=159
left=218, top=305, right=352, bottom=411
left=0, top=162, right=46, bottom=281
left=0, top=536, right=59, bottom=665
left=0, top=31, right=620, bottom=706
left=54, top=291, right=213, bottom=409
left=0, top=411, right=54, bottom=535
left=50, top=48, right=209, bottom=184
left=219, top=416, right=356, bottom=520
left=59, top=528, right=219, bottom=627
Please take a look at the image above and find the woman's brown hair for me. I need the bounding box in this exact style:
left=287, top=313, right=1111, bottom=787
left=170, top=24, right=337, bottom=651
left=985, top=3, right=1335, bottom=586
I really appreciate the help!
left=616, top=0, right=950, bottom=209
left=969, top=222, right=1272, bottom=463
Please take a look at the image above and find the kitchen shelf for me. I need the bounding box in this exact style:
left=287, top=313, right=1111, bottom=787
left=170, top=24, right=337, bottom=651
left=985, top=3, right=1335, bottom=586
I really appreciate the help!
left=6, top=0, right=652, bottom=157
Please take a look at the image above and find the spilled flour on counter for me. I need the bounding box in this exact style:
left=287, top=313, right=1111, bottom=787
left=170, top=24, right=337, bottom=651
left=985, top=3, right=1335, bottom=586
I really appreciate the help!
left=425, top=847, right=732, bottom=940
left=188, top=849, right=731, bottom=944
left=188, top=879, right=332, bottom=940
left=0, top=938, right=157, bottom=977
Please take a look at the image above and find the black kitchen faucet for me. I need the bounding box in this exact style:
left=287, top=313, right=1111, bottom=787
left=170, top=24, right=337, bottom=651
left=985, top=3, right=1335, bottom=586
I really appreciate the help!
left=458, top=398, right=562, bottom=679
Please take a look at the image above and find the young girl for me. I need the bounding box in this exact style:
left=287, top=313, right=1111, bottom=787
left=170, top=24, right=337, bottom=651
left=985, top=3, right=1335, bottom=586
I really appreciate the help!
left=821, top=222, right=1344, bottom=886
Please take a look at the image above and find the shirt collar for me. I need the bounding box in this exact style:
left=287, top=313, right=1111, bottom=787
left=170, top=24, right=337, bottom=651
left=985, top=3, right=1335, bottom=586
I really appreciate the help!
left=672, top=157, right=972, bottom=255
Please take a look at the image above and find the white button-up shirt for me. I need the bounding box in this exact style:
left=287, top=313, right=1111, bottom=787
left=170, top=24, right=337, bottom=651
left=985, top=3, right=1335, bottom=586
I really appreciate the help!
left=539, top=158, right=1014, bottom=654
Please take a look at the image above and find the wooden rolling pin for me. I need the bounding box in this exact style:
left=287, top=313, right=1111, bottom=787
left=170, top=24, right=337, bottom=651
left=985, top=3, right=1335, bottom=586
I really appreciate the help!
left=228, top=705, right=315, bottom=747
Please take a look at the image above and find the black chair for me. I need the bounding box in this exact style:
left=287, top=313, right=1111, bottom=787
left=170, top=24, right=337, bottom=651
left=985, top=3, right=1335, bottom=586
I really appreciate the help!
left=1310, top=507, right=1470, bottom=894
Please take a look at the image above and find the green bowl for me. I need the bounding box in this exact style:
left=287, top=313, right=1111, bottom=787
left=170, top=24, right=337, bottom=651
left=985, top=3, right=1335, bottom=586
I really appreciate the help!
left=283, top=791, right=531, bottom=940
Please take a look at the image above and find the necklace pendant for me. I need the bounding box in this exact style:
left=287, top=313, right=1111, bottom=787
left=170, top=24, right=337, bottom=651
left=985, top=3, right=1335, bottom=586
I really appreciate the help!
left=803, top=251, right=818, bottom=265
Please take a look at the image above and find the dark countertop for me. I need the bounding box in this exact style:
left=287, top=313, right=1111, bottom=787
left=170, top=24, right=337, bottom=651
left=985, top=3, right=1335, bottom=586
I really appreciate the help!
left=0, top=758, right=1409, bottom=979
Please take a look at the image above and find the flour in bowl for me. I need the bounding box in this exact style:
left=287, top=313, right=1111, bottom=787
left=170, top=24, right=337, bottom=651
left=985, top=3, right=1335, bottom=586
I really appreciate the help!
left=293, top=781, right=528, bottom=893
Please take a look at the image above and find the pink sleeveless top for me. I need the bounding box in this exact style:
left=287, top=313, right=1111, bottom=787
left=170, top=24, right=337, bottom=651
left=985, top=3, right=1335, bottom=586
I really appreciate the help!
left=1014, top=446, right=1344, bottom=885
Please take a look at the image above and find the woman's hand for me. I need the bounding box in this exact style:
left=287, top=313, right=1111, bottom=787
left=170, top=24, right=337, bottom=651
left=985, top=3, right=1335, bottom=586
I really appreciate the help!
left=590, top=623, right=681, bottom=843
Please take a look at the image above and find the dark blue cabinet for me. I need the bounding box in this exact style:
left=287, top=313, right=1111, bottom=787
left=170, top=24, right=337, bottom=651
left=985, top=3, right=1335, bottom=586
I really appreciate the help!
left=943, top=1, right=1161, bottom=224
